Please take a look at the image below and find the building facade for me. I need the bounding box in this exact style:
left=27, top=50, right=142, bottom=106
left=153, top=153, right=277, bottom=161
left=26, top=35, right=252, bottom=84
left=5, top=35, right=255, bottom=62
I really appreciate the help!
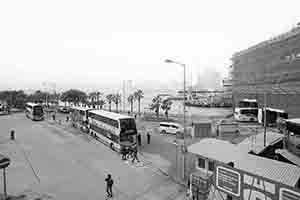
left=232, top=25, right=300, bottom=117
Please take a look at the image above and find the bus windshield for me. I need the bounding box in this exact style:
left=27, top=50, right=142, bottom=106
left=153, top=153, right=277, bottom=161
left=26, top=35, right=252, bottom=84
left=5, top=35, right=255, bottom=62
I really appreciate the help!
left=240, top=109, right=258, bottom=116
left=120, top=134, right=134, bottom=143
left=120, top=118, right=136, bottom=130
left=238, top=101, right=258, bottom=108
left=33, top=106, right=43, bottom=116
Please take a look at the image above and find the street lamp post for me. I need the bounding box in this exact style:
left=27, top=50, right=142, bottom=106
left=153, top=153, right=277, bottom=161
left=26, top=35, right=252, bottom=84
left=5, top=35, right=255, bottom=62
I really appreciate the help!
left=165, top=59, right=186, bottom=180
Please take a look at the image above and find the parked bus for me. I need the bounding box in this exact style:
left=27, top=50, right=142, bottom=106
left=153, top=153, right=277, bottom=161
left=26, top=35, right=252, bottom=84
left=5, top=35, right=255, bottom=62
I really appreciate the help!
left=234, top=99, right=259, bottom=122
left=25, top=103, right=44, bottom=121
left=234, top=108, right=258, bottom=122
left=258, top=107, right=288, bottom=126
left=88, top=110, right=137, bottom=152
left=69, top=106, right=94, bottom=130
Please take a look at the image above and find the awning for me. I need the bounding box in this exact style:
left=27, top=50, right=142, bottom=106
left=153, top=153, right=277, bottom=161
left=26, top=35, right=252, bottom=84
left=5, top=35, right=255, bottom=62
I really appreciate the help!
left=275, top=149, right=300, bottom=167
left=286, top=119, right=300, bottom=135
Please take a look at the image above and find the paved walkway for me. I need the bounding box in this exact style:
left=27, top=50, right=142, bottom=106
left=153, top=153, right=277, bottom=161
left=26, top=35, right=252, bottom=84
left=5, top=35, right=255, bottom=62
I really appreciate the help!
left=0, top=114, right=187, bottom=200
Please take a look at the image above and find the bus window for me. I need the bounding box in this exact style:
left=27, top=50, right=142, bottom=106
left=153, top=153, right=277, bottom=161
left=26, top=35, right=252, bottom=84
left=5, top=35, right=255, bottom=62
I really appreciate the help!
left=120, top=118, right=136, bottom=130
left=33, top=106, right=43, bottom=116
left=120, top=134, right=134, bottom=143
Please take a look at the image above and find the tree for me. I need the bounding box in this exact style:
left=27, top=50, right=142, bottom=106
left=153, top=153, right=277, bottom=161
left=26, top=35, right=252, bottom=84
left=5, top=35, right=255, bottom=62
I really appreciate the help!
left=112, top=93, right=121, bottom=113
left=128, top=94, right=135, bottom=113
left=0, top=90, right=28, bottom=109
left=161, top=99, right=173, bottom=119
left=134, top=89, right=144, bottom=115
left=60, top=89, right=87, bottom=106
left=98, top=99, right=106, bottom=109
left=89, top=92, right=98, bottom=108
left=27, top=90, right=50, bottom=104
left=149, top=95, right=162, bottom=118
left=106, top=94, right=114, bottom=112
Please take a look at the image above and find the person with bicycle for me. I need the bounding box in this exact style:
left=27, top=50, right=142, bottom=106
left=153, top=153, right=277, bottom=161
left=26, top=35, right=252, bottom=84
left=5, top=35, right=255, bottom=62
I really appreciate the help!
left=121, top=146, right=128, bottom=160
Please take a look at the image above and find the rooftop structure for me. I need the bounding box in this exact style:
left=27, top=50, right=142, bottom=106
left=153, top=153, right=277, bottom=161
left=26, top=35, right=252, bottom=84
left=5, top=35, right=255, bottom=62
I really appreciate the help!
left=188, top=138, right=300, bottom=187
left=237, top=131, right=283, bottom=154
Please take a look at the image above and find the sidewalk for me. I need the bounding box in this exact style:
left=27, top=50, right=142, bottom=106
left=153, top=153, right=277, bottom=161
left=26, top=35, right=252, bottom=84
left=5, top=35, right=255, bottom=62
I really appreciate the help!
left=42, top=115, right=188, bottom=200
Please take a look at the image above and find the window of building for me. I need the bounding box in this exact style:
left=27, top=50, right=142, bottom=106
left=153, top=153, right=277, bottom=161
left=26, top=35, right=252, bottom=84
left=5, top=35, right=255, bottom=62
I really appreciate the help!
left=208, top=161, right=215, bottom=172
left=197, top=157, right=205, bottom=169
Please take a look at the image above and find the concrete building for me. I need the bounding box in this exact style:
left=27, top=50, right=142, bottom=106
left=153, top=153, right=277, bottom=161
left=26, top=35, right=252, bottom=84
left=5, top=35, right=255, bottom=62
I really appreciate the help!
left=231, top=24, right=300, bottom=117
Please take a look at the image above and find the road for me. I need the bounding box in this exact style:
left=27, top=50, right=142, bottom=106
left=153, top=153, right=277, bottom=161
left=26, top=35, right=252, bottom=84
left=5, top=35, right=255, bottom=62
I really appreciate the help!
left=0, top=113, right=185, bottom=200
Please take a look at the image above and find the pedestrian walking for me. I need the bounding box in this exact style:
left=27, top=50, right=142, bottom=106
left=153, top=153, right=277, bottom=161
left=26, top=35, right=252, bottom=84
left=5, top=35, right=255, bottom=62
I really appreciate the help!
left=52, top=113, right=56, bottom=121
left=110, top=142, right=114, bottom=151
left=147, top=132, right=151, bottom=144
left=137, top=134, right=141, bottom=146
left=105, top=174, right=114, bottom=198
left=131, top=147, right=140, bottom=163
left=66, top=115, right=69, bottom=122
left=121, top=147, right=127, bottom=160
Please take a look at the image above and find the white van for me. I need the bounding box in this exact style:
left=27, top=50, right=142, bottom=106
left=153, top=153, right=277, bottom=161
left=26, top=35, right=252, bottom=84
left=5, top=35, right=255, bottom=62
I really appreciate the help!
left=159, top=122, right=183, bottom=135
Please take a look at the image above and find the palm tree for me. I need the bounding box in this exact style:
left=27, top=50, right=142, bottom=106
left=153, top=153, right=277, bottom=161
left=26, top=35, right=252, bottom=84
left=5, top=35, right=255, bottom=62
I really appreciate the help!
left=134, top=89, right=144, bottom=115
left=61, top=89, right=87, bottom=107
left=128, top=94, right=134, bottom=113
left=89, top=92, right=98, bottom=108
left=96, top=91, right=102, bottom=109
left=150, top=95, right=162, bottom=118
left=161, top=99, right=173, bottom=119
left=98, top=99, right=105, bottom=109
left=106, top=94, right=114, bottom=112
left=112, top=93, right=121, bottom=113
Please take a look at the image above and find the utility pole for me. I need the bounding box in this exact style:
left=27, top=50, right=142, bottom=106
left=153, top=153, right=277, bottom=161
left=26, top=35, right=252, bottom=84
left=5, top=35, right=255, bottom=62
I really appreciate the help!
left=123, top=80, right=126, bottom=112
left=263, top=91, right=267, bottom=147
left=183, top=63, right=186, bottom=180
left=165, top=59, right=187, bottom=180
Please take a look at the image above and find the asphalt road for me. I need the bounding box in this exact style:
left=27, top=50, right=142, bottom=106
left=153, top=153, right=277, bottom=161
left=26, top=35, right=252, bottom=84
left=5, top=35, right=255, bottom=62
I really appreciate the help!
left=0, top=113, right=185, bottom=200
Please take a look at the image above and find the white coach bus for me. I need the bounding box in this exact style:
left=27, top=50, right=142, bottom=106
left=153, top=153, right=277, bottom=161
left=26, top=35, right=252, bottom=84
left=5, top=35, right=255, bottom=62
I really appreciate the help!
left=234, top=99, right=259, bottom=122
left=88, top=110, right=137, bottom=152
left=69, top=106, right=94, bottom=130
left=25, top=102, right=44, bottom=121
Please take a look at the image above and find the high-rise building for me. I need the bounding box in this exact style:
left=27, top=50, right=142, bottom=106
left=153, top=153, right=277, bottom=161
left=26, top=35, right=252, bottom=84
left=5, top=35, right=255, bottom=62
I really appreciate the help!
left=232, top=24, right=300, bottom=117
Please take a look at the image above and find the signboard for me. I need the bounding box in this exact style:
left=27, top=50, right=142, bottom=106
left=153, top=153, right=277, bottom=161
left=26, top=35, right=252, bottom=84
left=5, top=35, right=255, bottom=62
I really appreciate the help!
left=216, top=166, right=241, bottom=197
left=0, top=155, right=10, bottom=169
left=214, top=163, right=300, bottom=200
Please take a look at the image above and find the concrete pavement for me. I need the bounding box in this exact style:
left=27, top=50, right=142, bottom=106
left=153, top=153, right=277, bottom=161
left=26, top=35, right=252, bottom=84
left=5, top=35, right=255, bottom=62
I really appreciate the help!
left=0, top=113, right=186, bottom=200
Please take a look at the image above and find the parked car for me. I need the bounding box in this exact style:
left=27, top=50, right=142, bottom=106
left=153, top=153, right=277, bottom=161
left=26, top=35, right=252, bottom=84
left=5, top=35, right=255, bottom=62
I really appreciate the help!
left=216, top=119, right=239, bottom=137
left=59, top=106, right=70, bottom=113
left=159, top=122, right=183, bottom=135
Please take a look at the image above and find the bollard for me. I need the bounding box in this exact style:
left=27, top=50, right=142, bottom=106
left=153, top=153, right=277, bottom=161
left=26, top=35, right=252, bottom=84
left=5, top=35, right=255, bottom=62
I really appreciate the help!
left=10, top=130, right=15, bottom=140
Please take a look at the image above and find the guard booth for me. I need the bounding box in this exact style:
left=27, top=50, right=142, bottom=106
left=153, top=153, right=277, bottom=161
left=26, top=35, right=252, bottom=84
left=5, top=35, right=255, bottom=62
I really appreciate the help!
left=191, top=122, right=211, bottom=138
left=190, top=171, right=212, bottom=200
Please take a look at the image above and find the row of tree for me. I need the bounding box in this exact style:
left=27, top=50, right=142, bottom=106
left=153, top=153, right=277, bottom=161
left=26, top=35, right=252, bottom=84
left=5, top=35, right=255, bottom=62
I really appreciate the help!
left=0, top=89, right=173, bottom=118
left=0, top=89, right=145, bottom=114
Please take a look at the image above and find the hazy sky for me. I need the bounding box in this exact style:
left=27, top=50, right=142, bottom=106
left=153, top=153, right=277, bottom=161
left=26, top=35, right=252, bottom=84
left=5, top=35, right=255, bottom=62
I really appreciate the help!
left=1, top=0, right=300, bottom=91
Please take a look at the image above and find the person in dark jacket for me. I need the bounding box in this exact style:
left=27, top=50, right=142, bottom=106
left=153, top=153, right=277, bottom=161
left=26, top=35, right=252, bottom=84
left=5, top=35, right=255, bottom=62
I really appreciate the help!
left=137, top=134, right=141, bottom=146
left=105, top=174, right=114, bottom=197
left=147, top=132, right=151, bottom=144
left=131, top=147, right=140, bottom=163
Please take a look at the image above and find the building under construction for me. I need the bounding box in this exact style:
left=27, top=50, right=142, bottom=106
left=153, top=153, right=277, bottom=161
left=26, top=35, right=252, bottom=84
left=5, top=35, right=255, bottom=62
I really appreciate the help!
left=231, top=24, right=300, bottom=117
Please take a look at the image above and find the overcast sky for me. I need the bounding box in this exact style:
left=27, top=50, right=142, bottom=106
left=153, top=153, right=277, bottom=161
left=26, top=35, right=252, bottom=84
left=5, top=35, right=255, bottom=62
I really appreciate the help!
left=1, top=0, right=300, bottom=92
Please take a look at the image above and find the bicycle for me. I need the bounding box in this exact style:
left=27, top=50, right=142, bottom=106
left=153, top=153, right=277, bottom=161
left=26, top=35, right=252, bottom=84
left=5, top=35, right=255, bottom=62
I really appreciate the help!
left=125, top=150, right=134, bottom=160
